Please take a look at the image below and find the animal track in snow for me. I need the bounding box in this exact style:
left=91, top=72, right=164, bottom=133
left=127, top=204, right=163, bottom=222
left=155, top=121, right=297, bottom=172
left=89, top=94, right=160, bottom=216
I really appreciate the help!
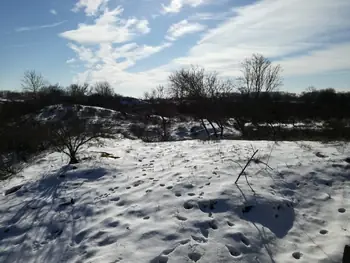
left=191, top=235, right=207, bottom=243
left=176, top=214, right=187, bottom=221
left=184, top=200, right=196, bottom=209
left=227, top=221, right=234, bottom=227
left=240, top=234, right=250, bottom=247
left=110, top=196, right=120, bottom=202
left=188, top=193, right=195, bottom=196
left=338, top=208, right=346, bottom=213
left=226, top=245, right=241, bottom=257
left=208, top=220, right=218, bottom=230
left=143, top=216, right=150, bottom=220
left=319, top=229, right=328, bottom=235
left=175, top=192, right=182, bottom=197
left=188, top=252, right=202, bottom=262
left=166, top=186, right=173, bottom=189
left=292, top=251, right=302, bottom=259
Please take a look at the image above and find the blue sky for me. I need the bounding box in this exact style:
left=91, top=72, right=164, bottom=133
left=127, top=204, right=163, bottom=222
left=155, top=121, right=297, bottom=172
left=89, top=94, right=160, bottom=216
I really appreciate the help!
left=1, top=0, right=350, bottom=97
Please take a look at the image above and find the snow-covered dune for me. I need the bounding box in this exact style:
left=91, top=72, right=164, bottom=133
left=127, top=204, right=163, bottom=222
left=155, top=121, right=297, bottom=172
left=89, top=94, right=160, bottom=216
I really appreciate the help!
left=0, top=139, right=349, bottom=263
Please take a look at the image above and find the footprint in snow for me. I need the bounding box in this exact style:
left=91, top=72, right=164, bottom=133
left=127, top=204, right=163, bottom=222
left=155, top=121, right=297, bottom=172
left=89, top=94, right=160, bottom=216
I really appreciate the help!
left=176, top=214, right=187, bottom=221
left=227, top=221, right=234, bottom=227
left=292, top=251, right=302, bottom=259
left=338, top=208, right=346, bottom=213
left=226, top=245, right=241, bottom=257
left=188, top=252, right=202, bottom=262
left=319, top=229, right=328, bottom=235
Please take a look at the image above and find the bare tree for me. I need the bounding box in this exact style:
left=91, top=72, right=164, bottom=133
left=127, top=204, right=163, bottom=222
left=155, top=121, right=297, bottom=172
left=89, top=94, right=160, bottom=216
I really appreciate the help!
left=168, top=66, right=233, bottom=139
left=237, top=54, right=282, bottom=97
left=93, top=81, right=114, bottom=97
left=49, top=116, right=112, bottom=164
left=145, top=85, right=175, bottom=141
left=67, top=83, right=90, bottom=97
left=21, top=70, right=46, bottom=96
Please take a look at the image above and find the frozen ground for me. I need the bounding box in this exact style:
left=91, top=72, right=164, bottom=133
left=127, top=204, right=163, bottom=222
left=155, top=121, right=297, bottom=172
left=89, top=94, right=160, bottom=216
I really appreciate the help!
left=1, top=139, right=349, bottom=263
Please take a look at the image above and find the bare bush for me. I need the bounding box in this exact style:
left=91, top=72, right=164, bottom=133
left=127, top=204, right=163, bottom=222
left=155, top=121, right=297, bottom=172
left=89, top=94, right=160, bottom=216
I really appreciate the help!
left=49, top=116, right=112, bottom=164
left=93, top=81, right=114, bottom=97
left=66, top=83, right=90, bottom=97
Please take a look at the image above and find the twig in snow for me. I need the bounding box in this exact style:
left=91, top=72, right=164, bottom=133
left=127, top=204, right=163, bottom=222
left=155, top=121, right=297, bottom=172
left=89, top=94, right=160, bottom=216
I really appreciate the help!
left=235, top=149, right=259, bottom=184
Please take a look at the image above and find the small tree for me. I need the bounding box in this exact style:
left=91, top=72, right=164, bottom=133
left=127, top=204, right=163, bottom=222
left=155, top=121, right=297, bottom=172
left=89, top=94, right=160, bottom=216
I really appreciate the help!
left=49, top=116, right=111, bottom=164
left=93, top=81, right=114, bottom=97
left=168, top=66, right=233, bottom=139
left=237, top=54, right=282, bottom=97
left=21, top=70, right=46, bottom=97
left=145, top=86, right=175, bottom=141
left=66, top=83, right=90, bottom=97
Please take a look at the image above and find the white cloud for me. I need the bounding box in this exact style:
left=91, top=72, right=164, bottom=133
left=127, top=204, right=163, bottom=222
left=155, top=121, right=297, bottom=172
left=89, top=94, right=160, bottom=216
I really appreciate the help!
left=65, top=0, right=350, bottom=96
left=66, top=58, right=76, bottom=64
left=171, top=0, right=350, bottom=76
left=68, top=41, right=172, bottom=95
left=166, top=20, right=206, bottom=41
left=188, top=11, right=232, bottom=21
left=162, top=0, right=208, bottom=13
left=16, top=20, right=67, bottom=32
left=72, top=0, right=109, bottom=16
left=50, top=9, right=57, bottom=15
left=279, top=43, right=350, bottom=76
left=60, top=7, right=150, bottom=44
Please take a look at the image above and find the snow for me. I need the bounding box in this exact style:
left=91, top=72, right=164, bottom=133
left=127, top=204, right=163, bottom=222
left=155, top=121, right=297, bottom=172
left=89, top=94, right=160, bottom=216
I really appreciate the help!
left=1, top=139, right=349, bottom=263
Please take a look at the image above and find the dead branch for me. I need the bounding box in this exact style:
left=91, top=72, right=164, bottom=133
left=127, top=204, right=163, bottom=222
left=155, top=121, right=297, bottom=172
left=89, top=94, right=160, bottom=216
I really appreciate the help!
left=235, top=149, right=259, bottom=184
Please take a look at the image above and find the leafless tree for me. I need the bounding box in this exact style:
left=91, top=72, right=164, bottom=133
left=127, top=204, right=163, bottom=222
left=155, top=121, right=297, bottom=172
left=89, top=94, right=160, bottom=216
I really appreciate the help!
left=168, top=66, right=233, bottom=138
left=21, top=70, right=46, bottom=96
left=49, top=117, right=112, bottom=164
left=237, top=54, right=282, bottom=97
left=93, top=81, right=114, bottom=97
left=67, top=83, right=90, bottom=97
left=144, top=85, right=174, bottom=141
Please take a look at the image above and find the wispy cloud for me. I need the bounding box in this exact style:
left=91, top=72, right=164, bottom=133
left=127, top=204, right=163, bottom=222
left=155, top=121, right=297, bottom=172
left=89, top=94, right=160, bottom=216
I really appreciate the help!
left=188, top=11, right=232, bottom=21
left=60, top=7, right=150, bottom=44
left=166, top=20, right=206, bottom=41
left=172, top=0, right=350, bottom=76
left=69, top=42, right=172, bottom=94
left=72, top=0, right=110, bottom=16
left=161, top=0, right=208, bottom=14
left=16, top=20, right=67, bottom=32
left=50, top=9, right=57, bottom=15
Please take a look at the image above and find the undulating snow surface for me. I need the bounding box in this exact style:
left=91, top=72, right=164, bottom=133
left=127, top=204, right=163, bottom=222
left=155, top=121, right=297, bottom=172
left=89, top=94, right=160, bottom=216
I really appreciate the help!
left=1, top=139, right=349, bottom=263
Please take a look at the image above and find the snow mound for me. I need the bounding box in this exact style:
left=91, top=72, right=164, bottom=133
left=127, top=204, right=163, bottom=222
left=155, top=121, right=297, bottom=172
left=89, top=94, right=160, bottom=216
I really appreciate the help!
left=0, top=140, right=349, bottom=262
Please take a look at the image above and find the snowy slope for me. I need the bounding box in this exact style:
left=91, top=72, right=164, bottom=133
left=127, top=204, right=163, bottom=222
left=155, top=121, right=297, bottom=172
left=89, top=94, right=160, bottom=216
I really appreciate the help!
left=0, top=139, right=349, bottom=263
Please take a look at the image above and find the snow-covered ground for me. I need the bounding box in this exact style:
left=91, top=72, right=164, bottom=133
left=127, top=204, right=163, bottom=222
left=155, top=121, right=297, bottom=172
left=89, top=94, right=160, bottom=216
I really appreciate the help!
left=1, top=139, right=349, bottom=263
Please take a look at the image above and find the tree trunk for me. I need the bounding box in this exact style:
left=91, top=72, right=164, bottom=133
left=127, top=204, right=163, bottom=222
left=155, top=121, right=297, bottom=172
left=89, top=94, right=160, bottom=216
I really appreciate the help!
left=161, top=117, right=167, bottom=141
left=200, top=119, right=210, bottom=139
left=208, top=120, right=218, bottom=138
left=69, top=151, right=79, bottom=164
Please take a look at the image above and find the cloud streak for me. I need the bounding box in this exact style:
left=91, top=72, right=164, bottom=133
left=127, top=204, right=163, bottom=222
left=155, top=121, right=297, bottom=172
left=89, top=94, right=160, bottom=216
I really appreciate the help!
left=72, top=0, right=109, bottom=16
left=50, top=9, right=57, bottom=15
left=60, top=7, right=150, bottom=44
left=162, top=0, right=208, bottom=13
left=172, top=0, right=350, bottom=76
left=166, top=20, right=206, bottom=41
left=16, top=21, right=67, bottom=32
